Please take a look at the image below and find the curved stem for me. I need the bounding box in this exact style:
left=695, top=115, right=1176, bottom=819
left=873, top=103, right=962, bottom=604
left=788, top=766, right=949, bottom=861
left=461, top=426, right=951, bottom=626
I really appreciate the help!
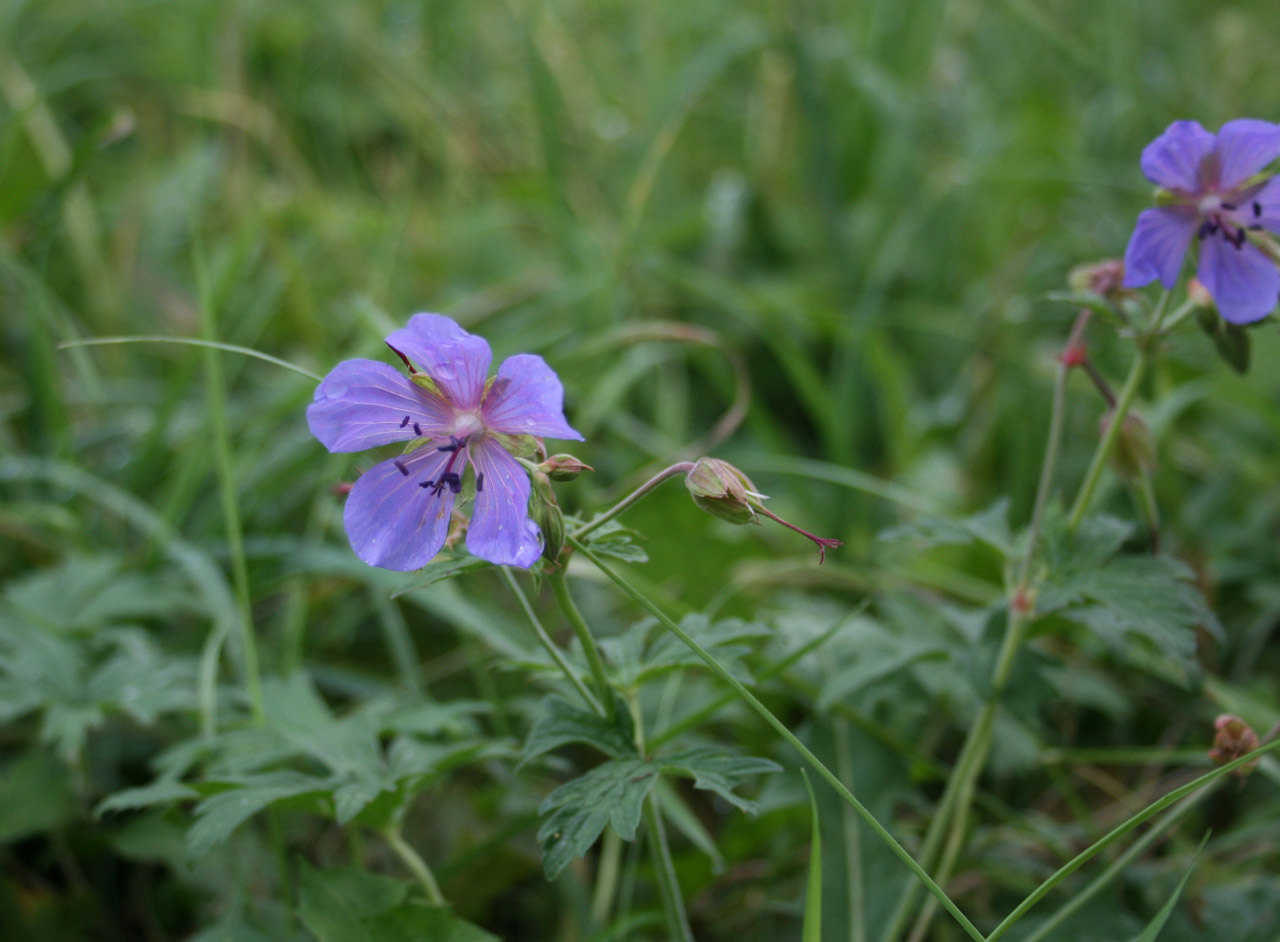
left=499, top=567, right=602, bottom=715
left=384, top=826, right=445, bottom=905
left=570, top=462, right=695, bottom=540
left=549, top=567, right=617, bottom=722
left=571, top=537, right=984, bottom=942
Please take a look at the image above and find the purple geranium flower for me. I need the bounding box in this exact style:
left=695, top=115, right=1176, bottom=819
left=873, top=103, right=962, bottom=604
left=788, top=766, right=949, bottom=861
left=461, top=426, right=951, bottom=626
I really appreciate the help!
left=1123, top=119, right=1280, bottom=324
left=307, top=314, right=583, bottom=571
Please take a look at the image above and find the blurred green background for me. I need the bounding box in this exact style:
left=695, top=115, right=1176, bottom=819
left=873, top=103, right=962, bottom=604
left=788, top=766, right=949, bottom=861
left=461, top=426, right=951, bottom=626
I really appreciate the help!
left=5, top=0, right=1280, bottom=939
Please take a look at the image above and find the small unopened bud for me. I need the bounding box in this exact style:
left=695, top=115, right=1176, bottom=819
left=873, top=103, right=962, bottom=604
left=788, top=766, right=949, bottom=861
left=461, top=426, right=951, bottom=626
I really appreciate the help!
left=528, top=470, right=566, bottom=562
left=1100, top=410, right=1155, bottom=481
left=540, top=454, right=594, bottom=482
left=1209, top=714, right=1260, bottom=775
left=1067, top=259, right=1129, bottom=299
left=685, top=457, right=764, bottom=526
left=1188, top=277, right=1214, bottom=309
left=686, top=457, right=842, bottom=562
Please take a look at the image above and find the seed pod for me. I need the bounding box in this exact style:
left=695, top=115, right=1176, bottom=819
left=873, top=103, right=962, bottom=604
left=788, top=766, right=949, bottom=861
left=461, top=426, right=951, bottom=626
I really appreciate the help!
left=685, top=457, right=765, bottom=526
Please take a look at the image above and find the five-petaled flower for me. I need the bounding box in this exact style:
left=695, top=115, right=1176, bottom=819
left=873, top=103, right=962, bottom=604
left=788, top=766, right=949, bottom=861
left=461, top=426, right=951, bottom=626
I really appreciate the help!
left=307, top=314, right=583, bottom=571
left=1124, top=118, right=1280, bottom=324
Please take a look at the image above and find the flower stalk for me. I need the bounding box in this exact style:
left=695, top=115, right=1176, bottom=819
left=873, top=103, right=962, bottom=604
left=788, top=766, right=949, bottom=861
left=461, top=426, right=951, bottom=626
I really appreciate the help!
left=549, top=566, right=617, bottom=723
left=571, top=536, right=985, bottom=942
left=1066, top=289, right=1170, bottom=535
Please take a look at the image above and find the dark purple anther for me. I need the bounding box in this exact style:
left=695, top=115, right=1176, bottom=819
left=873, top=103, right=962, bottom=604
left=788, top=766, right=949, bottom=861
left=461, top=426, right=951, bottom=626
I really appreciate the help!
left=477, top=473, right=485, bottom=493
left=1255, top=201, right=1263, bottom=218
left=419, top=479, right=435, bottom=489
left=394, top=459, right=409, bottom=476
left=1222, top=201, right=1237, bottom=211
left=400, top=415, right=410, bottom=428
left=442, top=472, right=462, bottom=494
left=414, top=422, right=423, bottom=436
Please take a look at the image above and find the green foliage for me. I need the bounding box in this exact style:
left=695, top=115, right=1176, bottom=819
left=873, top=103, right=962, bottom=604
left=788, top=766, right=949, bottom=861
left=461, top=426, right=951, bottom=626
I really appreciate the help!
left=521, top=695, right=636, bottom=764
left=101, top=673, right=509, bottom=856
left=601, top=613, right=771, bottom=688
left=297, top=864, right=498, bottom=942
left=4, top=0, right=1280, bottom=937
left=538, top=748, right=780, bottom=879
left=0, top=555, right=198, bottom=761
left=1038, top=512, right=1220, bottom=679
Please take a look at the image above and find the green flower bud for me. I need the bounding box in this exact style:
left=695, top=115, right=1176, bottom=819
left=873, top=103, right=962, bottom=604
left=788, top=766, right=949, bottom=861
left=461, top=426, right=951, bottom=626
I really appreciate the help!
left=540, top=454, right=594, bottom=482
left=685, top=457, right=765, bottom=526
left=528, top=470, right=566, bottom=562
left=1100, top=410, right=1155, bottom=482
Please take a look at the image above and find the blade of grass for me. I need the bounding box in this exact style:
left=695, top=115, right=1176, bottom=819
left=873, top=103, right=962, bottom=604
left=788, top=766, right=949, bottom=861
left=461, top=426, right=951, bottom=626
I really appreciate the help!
left=802, top=770, right=823, bottom=942
left=58, top=336, right=323, bottom=383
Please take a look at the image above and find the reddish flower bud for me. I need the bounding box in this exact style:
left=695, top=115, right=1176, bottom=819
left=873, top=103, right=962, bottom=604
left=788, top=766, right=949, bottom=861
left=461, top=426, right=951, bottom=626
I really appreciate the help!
left=1209, top=714, right=1260, bottom=775
left=540, top=454, right=594, bottom=482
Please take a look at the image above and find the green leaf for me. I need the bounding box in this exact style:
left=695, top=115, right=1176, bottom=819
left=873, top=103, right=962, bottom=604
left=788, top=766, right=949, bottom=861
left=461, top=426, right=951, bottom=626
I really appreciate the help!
left=1197, top=307, right=1251, bottom=374
left=296, top=865, right=500, bottom=942
left=187, top=772, right=330, bottom=857
left=297, top=862, right=409, bottom=942
left=1038, top=513, right=1220, bottom=676
left=1127, top=834, right=1208, bottom=942
left=188, top=921, right=278, bottom=942
left=2, top=554, right=194, bottom=633
left=97, top=779, right=200, bottom=816
left=817, top=617, right=949, bottom=710
left=637, top=614, right=771, bottom=686
left=657, top=747, right=781, bottom=814
left=521, top=696, right=636, bottom=766
left=599, top=614, right=770, bottom=690
left=575, top=519, right=649, bottom=564
left=0, top=750, right=76, bottom=843
left=878, top=498, right=1013, bottom=555
left=652, top=778, right=724, bottom=869
left=537, top=757, right=655, bottom=880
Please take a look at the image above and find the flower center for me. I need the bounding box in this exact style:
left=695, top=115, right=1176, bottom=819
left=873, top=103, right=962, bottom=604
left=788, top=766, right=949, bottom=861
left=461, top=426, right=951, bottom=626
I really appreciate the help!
left=453, top=412, right=485, bottom=440
left=1197, top=194, right=1223, bottom=215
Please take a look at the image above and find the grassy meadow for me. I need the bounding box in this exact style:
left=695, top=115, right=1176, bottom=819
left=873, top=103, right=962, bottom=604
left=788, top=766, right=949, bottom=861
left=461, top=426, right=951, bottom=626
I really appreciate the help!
left=5, top=0, right=1280, bottom=939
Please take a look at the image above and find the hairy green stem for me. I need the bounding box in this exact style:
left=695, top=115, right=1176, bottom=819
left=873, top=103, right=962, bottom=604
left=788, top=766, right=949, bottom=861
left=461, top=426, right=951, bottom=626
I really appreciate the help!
left=888, top=308, right=1084, bottom=942
left=549, top=567, right=616, bottom=721
left=1066, top=290, right=1170, bottom=535
left=570, top=462, right=695, bottom=539
left=572, top=537, right=984, bottom=942
left=384, top=826, right=445, bottom=905
left=499, top=567, right=602, bottom=714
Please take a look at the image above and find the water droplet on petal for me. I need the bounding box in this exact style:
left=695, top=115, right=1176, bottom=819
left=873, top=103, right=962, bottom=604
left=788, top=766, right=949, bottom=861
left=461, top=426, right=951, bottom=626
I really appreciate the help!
left=323, top=381, right=349, bottom=399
